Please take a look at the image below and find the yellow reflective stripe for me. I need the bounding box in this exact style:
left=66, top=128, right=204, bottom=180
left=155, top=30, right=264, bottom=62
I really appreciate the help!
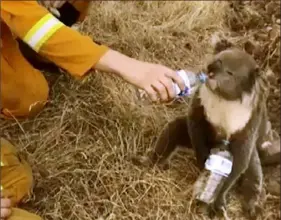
left=24, top=14, right=53, bottom=42
left=1, top=160, right=4, bottom=190
left=34, top=22, right=63, bottom=52
left=23, top=13, right=64, bottom=52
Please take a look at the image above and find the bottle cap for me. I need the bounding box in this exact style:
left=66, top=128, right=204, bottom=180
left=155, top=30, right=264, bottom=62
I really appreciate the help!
left=222, top=139, right=230, bottom=146
left=205, top=154, right=233, bottom=177
left=198, top=72, right=208, bottom=83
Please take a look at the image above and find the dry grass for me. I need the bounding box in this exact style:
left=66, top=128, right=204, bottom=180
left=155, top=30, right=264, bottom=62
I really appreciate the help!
left=1, top=1, right=280, bottom=220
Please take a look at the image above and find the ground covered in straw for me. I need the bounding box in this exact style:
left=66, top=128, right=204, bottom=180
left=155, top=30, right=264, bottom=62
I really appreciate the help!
left=1, top=1, right=280, bottom=220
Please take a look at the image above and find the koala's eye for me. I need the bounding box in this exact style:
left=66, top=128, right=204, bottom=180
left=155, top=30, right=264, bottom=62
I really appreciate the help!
left=207, top=59, right=222, bottom=73
left=227, top=71, right=233, bottom=76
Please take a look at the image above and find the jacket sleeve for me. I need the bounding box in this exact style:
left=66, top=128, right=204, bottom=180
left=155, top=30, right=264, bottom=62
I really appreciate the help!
left=1, top=1, right=109, bottom=77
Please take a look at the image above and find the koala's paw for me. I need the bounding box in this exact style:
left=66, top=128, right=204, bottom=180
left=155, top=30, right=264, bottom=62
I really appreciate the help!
left=212, top=36, right=234, bottom=54
left=208, top=197, right=227, bottom=219
left=131, top=155, right=152, bottom=167
left=242, top=198, right=263, bottom=220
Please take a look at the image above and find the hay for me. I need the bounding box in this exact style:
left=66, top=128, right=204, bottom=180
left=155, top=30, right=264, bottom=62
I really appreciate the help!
left=1, top=1, right=280, bottom=219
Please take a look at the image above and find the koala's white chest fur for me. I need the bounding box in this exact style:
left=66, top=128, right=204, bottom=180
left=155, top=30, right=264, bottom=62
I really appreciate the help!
left=199, top=85, right=253, bottom=138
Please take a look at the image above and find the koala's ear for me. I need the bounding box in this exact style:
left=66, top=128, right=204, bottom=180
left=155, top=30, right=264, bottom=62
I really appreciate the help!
left=243, top=40, right=263, bottom=60
left=247, top=66, right=260, bottom=90
left=211, top=35, right=234, bottom=54
left=251, top=66, right=261, bottom=78
left=265, top=68, right=275, bottom=83
left=244, top=40, right=256, bottom=55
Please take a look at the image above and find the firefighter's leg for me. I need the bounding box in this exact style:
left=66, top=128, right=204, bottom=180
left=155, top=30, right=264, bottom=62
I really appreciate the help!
left=1, top=138, right=42, bottom=220
left=1, top=138, right=33, bottom=206
left=71, top=0, right=92, bottom=23
left=7, top=208, right=42, bottom=220
left=1, top=24, right=49, bottom=119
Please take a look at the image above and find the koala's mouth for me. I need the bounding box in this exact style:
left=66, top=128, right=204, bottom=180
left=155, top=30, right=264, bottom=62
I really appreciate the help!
left=205, top=77, right=231, bottom=100
left=206, top=78, right=218, bottom=92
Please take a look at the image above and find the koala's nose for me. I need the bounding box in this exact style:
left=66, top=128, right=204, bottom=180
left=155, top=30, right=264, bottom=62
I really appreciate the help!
left=207, top=59, right=222, bottom=77
left=208, top=72, right=215, bottom=78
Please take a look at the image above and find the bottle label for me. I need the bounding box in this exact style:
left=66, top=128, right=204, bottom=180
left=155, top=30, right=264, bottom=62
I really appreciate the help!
left=177, top=70, right=191, bottom=88
left=174, top=70, right=191, bottom=96
left=205, top=154, right=233, bottom=177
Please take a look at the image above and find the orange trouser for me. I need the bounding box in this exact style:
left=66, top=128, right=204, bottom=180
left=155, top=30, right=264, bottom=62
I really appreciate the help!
left=0, top=22, right=49, bottom=119
left=1, top=138, right=42, bottom=220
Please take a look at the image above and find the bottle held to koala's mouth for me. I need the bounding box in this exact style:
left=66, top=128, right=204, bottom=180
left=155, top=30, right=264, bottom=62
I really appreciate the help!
left=193, top=142, right=233, bottom=204
left=174, top=70, right=208, bottom=97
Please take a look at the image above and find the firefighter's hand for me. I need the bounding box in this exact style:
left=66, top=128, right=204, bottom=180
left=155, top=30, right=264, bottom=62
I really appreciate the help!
left=123, top=62, right=185, bottom=102
left=0, top=195, right=11, bottom=219
left=95, top=50, right=185, bottom=102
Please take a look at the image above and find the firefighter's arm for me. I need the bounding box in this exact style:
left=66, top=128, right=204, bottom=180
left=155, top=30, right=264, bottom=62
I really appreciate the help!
left=1, top=0, right=109, bottom=77
left=1, top=1, right=186, bottom=102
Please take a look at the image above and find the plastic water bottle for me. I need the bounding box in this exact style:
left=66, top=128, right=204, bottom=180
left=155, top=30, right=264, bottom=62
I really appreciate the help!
left=193, top=140, right=233, bottom=205
left=174, top=70, right=208, bottom=97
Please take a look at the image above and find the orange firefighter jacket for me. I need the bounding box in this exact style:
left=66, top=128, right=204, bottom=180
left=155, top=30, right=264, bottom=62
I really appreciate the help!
left=0, top=1, right=110, bottom=119
left=1, top=0, right=109, bottom=77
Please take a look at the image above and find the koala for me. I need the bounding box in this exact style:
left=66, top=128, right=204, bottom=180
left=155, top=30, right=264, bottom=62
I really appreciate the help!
left=133, top=39, right=280, bottom=219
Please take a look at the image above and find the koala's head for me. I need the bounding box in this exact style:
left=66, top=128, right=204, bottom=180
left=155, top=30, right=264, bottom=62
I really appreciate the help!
left=205, top=47, right=260, bottom=101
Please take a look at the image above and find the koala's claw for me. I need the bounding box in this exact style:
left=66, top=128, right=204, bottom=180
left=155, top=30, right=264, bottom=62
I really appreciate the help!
left=208, top=207, right=222, bottom=219
left=131, top=155, right=170, bottom=170
left=243, top=201, right=263, bottom=220
left=208, top=202, right=226, bottom=219
left=207, top=196, right=231, bottom=219
left=131, top=155, right=151, bottom=167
